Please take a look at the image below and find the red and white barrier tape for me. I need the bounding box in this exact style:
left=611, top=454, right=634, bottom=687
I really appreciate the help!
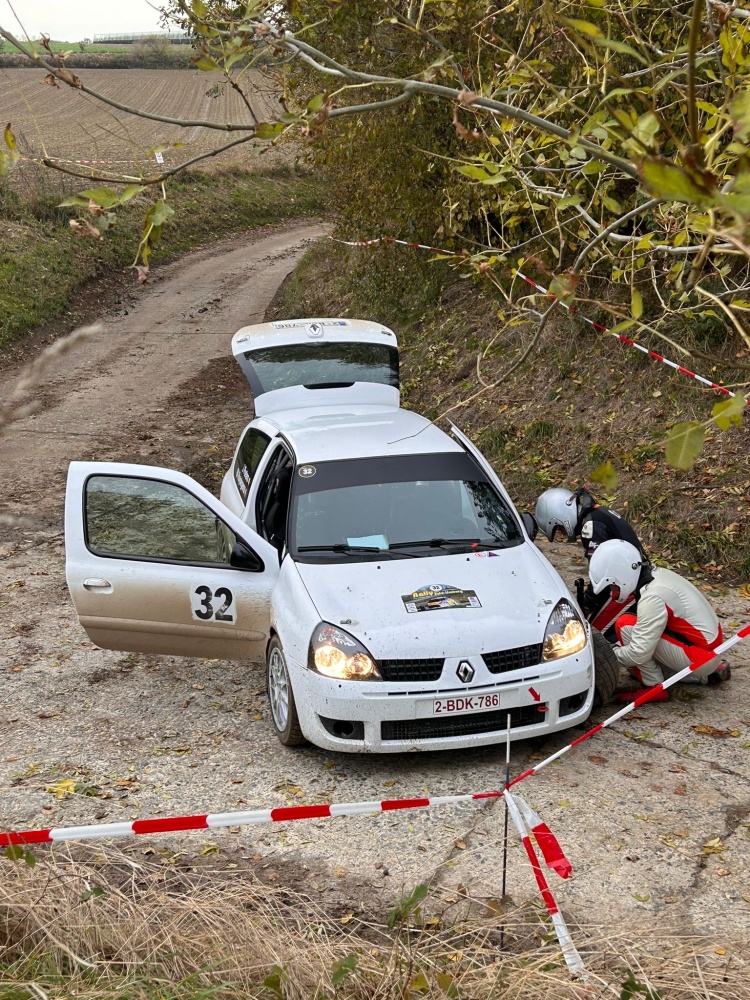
left=330, top=235, right=737, bottom=399
left=2, top=624, right=748, bottom=849
left=0, top=790, right=503, bottom=847
left=505, top=790, right=586, bottom=978
left=509, top=623, right=750, bottom=788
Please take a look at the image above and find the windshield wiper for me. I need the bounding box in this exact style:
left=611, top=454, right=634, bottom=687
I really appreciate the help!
left=297, top=544, right=416, bottom=558
left=388, top=537, right=507, bottom=551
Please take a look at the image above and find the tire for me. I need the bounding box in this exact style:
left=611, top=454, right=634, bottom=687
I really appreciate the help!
left=592, top=628, right=620, bottom=707
left=266, top=637, right=305, bottom=747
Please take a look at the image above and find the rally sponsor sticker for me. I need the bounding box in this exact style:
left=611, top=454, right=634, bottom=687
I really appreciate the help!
left=402, top=583, right=481, bottom=613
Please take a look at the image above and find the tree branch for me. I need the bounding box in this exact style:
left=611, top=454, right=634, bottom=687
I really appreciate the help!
left=573, top=199, right=661, bottom=272
left=38, top=133, right=264, bottom=186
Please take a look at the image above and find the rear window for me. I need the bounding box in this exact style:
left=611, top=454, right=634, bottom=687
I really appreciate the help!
left=240, top=342, right=399, bottom=396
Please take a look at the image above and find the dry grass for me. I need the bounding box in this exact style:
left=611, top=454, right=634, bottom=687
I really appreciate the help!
left=0, top=845, right=747, bottom=999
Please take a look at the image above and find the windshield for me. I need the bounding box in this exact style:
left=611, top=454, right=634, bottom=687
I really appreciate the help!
left=290, top=453, right=523, bottom=562
left=239, top=342, right=399, bottom=396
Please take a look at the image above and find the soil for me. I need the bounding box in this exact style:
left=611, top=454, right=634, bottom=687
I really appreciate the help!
left=1, top=223, right=749, bottom=947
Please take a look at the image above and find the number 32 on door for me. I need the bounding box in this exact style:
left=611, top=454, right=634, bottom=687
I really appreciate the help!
left=191, top=584, right=236, bottom=623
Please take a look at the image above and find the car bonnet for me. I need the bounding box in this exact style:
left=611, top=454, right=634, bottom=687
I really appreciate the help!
left=293, top=544, right=568, bottom=661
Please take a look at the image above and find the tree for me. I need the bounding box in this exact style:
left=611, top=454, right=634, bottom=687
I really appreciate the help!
left=1, top=0, right=748, bottom=467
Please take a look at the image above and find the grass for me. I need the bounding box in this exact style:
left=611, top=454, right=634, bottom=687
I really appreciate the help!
left=0, top=846, right=744, bottom=999
left=0, top=165, right=325, bottom=350
left=266, top=239, right=750, bottom=585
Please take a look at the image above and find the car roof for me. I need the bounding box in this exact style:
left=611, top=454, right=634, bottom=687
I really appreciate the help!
left=263, top=404, right=463, bottom=464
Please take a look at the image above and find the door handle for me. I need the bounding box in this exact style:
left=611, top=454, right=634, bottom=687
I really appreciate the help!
left=83, top=578, right=112, bottom=591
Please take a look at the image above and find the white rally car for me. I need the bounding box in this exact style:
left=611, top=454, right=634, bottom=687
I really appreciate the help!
left=65, top=318, right=618, bottom=753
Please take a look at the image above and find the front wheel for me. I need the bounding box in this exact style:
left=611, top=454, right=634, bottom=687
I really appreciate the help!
left=592, top=628, right=620, bottom=707
left=266, top=637, right=305, bottom=747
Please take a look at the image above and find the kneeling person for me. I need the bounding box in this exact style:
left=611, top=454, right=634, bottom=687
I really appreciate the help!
left=588, top=540, right=730, bottom=702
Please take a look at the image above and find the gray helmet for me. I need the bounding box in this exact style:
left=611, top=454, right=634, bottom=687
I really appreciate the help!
left=535, top=488, right=579, bottom=542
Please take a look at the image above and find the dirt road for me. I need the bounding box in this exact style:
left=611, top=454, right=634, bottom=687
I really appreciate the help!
left=1, top=222, right=749, bottom=942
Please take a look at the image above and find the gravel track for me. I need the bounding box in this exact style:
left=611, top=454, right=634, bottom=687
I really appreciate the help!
left=1, top=221, right=749, bottom=939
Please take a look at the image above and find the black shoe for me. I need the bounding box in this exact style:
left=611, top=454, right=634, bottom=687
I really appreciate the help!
left=707, top=662, right=731, bottom=685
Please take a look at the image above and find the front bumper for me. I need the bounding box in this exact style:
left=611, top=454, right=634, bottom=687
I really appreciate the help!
left=291, top=644, right=594, bottom=753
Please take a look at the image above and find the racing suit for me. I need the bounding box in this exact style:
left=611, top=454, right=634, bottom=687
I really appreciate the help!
left=613, top=567, right=722, bottom=687
left=575, top=506, right=646, bottom=640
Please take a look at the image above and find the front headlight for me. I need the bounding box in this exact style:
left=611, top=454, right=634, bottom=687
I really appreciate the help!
left=309, top=623, right=381, bottom=680
left=542, top=600, right=587, bottom=661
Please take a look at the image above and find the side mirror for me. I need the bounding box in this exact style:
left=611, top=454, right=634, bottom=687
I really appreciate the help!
left=230, top=539, right=263, bottom=572
left=522, top=512, right=538, bottom=542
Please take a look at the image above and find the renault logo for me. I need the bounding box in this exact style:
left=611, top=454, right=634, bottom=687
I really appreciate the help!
left=457, top=661, right=475, bottom=683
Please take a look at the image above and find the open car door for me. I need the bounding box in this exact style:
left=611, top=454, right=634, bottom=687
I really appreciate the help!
left=65, top=462, right=280, bottom=660
left=231, top=318, right=400, bottom=415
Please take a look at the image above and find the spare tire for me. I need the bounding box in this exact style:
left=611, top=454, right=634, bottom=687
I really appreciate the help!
left=592, top=628, right=620, bottom=707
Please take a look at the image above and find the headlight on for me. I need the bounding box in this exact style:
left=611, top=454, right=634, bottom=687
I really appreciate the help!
left=309, top=623, right=381, bottom=680
left=542, top=600, right=587, bottom=661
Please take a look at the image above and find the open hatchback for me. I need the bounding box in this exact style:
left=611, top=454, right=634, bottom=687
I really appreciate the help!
left=231, top=318, right=399, bottom=415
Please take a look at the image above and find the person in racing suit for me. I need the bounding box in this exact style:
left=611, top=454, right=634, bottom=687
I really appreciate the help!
left=535, top=486, right=646, bottom=640
left=589, top=539, right=730, bottom=702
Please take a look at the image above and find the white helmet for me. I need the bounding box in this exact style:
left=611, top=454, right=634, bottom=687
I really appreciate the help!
left=589, top=539, right=643, bottom=604
left=535, top=488, right=578, bottom=542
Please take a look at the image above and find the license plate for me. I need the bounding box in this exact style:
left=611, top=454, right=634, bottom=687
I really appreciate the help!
left=433, top=692, right=501, bottom=716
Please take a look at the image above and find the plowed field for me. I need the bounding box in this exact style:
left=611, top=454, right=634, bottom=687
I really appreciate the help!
left=1, top=68, right=280, bottom=169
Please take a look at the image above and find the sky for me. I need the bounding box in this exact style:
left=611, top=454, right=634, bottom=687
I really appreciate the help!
left=6, top=0, right=167, bottom=41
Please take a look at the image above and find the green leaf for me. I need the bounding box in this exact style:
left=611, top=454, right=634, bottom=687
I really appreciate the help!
left=193, top=56, right=220, bottom=71
left=4, top=845, right=24, bottom=862
left=255, top=122, right=285, bottom=140
left=561, top=17, right=604, bottom=38
left=639, top=159, right=715, bottom=205
left=58, top=195, right=91, bottom=208
left=436, top=972, right=459, bottom=997
left=712, top=394, right=746, bottom=430
left=331, top=954, right=358, bottom=986
left=665, top=422, right=706, bottom=470
left=549, top=273, right=577, bottom=304
left=118, top=185, right=146, bottom=204
left=146, top=200, right=175, bottom=228
left=590, top=461, right=618, bottom=490
left=409, top=972, right=430, bottom=993
left=79, top=187, right=119, bottom=209
left=631, top=288, right=643, bottom=319
left=631, top=112, right=660, bottom=148
left=306, top=93, right=326, bottom=113
left=4, top=123, right=16, bottom=151
left=456, top=164, right=492, bottom=180
left=191, top=0, right=208, bottom=16
left=263, top=965, right=284, bottom=998
left=557, top=195, right=583, bottom=210
left=731, top=90, right=750, bottom=143
left=592, top=37, right=647, bottom=64
left=582, top=160, right=607, bottom=175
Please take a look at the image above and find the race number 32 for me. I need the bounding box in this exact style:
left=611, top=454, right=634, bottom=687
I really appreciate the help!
left=191, top=585, right=235, bottom=623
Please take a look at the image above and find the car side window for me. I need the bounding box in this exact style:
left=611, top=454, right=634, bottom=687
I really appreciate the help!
left=256, top=446, right=294, bottom=547
left=233, top=428, right=271, bottom=504
left=86, top=475, right=237, bottom=566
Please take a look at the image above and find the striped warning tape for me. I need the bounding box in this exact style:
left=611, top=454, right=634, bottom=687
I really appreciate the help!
left=509, top=623, right=750, bottom=788
left=0, top=790, right=503, bottom=846
left=505, top=790, right=586, bottom=979
left=2, top=623, right=749, bottom=849
left=330, top=235, right=737, bottom=399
